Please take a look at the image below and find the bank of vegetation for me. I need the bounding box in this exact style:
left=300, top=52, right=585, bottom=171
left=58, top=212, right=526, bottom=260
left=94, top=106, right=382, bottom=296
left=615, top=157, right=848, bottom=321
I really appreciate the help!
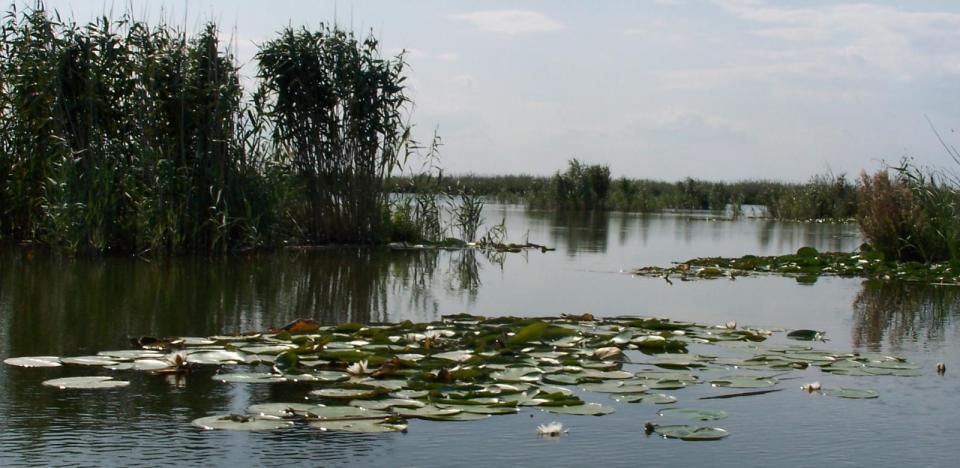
left=0, top=3, right=486, bottom=255
left=388, top=159, right=860, bottom=220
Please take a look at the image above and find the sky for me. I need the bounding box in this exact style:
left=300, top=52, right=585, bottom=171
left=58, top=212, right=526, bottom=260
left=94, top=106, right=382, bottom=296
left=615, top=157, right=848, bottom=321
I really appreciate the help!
left=34, top=0, right=960, bottom=182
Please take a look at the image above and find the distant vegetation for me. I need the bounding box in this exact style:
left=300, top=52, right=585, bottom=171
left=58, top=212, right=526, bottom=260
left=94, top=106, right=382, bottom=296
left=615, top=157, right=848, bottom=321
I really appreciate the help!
left=389, top=159, right=860, bottom=220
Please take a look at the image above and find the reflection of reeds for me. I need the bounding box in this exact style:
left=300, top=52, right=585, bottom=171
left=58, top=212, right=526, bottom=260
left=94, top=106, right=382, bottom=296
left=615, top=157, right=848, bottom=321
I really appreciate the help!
left=852, top=280, right=960, bottom=351
left=0, top=246, right=490, bottom=354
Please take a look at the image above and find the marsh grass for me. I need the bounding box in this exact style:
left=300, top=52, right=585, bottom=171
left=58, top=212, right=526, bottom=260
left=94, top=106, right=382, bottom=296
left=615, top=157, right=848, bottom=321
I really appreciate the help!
left=0, top=4, right=272, bottom=254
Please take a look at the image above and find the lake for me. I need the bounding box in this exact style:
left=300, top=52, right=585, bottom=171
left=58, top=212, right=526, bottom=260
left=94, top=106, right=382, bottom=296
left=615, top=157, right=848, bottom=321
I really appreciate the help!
left=1, top=204, right=957, bottom=467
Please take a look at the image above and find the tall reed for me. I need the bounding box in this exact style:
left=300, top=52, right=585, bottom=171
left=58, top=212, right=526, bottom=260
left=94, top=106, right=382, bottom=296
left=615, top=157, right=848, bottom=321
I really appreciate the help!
left=256, top=25, right=411, bottom=244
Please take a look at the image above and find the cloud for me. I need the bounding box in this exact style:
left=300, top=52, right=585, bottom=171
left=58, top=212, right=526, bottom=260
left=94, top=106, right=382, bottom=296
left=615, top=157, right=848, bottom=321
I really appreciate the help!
left=452, top=10, right=563, bottom=35
left=435, top=52, right=460, bottom=62
left=711, top=0, right=960, bottom=79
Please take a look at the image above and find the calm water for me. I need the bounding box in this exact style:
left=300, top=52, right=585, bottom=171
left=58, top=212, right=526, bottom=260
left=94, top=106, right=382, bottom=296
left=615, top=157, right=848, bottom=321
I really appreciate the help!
left=2, top=205, right=958, bottom=467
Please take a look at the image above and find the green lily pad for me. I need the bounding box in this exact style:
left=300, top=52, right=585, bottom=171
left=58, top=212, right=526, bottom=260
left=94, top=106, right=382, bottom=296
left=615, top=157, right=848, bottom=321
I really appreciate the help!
left=4, top=356, right=62, bottom=368
left=614, top=393, right=677, bottom=404
left=491, top=367, right=542, bottom=382
left=541, top=403, right=615, bottom=416
left=653, top=424, right=730, bottom=441
left=786, top=330, right=824, bottom=341
left=390, top=389, right=429, bottom=399
left=349, top=399, right=425, bottom=410
left=822, top=388, right=879, bottom=399
left=432, top=350, right=474, bottom=362
left=247, top=403, right=322, bottom=417
left=42, top=376, right=130, bottom=389
left=306, top=406, right=389, bottom=419
left=709, top=376, right=776, bottom=388
left=187, top=350, right=245, bottom=364
left=192, top=414, right=293, bottom=431
left=60, top=356, right=119, bottom=366
left=310, top=388, right=379, bottom=400
left=657, top=408, right=727, bottom=421
left=579, top=381, right=649, bottom=394
left=132, top=359, right=175, bottom=371
left=215, top=373, right=286, bottom=384
left=435, top=403, right=518, bottom=415
left=396, top=405, right=462, bottom=419
left=310, top=419, right=407, bottom=432
left=428, top=412, right=491, bottom=421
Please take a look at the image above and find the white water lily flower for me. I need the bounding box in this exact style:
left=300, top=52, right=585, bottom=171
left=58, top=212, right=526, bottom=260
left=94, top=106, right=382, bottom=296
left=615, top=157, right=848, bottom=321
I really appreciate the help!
left=537, top=421, right=567, bottom=437
left=725, top=321, right=737, bottom=330
left=346, top=360, right=370, bottom=376
left=801, top=381, right=821, bottom=392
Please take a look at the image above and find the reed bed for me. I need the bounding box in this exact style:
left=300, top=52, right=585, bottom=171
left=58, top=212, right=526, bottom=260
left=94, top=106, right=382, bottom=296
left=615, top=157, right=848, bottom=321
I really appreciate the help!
left=0, top=4, right=424, bottom=254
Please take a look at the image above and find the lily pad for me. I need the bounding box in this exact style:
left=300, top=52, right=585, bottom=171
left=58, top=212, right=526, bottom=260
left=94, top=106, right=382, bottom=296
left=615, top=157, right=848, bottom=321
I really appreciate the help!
left=310, top=419, right=407, bottom=433
left=60, top=356, right=119, bottom=366
left=247, top=403, right=322, bottom=417
left=657, top=408, right=727, bottom=421
left=310, top=388, right=379, bottom=400
left=786, top=330, right=824, bottom=341
left=541, top=403, right=615, bottom=416
left=4, top=356, right=61, bottom=368
left=192, top=414, right=293, bottom=431
left=215, top=372, right=286, bottom=384
left=349, top=399, right=425, bottom=410
left=822, top=388, right=879, bottom=399
left=396, top=405, right=462, bottom=419
left=42, top=376, right=130, bottom=389
left=579, top=381, right=649, bottom=394
left=614, top=393, right=677, bottom=404
left=710, top=376, right=776, bottom=388
left=653, top=424, right=730, bottom=441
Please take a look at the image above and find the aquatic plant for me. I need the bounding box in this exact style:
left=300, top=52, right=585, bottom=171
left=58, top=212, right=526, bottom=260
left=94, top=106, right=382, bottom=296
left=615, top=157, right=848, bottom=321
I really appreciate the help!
left=7, top=313, right=910, bottom=437
left=256, top=24, right=410, bottom=244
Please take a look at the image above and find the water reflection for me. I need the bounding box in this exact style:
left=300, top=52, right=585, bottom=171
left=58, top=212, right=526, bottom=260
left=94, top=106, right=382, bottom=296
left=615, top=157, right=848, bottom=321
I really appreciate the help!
left=0, top=247, right=488, bottom=357
left=852, top=280, right=960, bottom=352
left=523, top=210, right=610, bottom=255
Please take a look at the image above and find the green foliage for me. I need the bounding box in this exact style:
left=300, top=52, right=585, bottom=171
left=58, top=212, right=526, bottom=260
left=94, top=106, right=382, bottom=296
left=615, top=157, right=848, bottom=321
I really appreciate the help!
left=256, top=25, right=410, bottom=244
left=858, top=160, right=960, bottom=262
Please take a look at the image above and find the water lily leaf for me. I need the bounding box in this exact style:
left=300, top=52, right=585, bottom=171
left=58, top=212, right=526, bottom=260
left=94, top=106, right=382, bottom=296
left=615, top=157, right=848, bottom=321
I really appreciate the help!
left=428, top=412, right=491, bottom=421
left=786, top=330, right=824, bottom=341
left=647, top=379, right=690, bottom=390
left=60, top=356, right=118, bottom=366
left=349, top=399, right=425, bottom=410
left=215, top=373, right=286, bottom=384
left=310, top=388, right=379, bottom=400
left=396, top=405, right=462, bottom=419
left=306, top=406, right=389, bottom=419
left=657, top=408, right=727, bottom=421
left=180, top=337, right=217, bottom=346
left=653, top=424, right=729, bottom=441
left=491, top=367, right=542, bottom=382
left=310, top=419, right=407, bottom=432
left=542, top=403, right=615, bottom=416
left=508, top=321, right=549, bottom=345
left=209, top=334, right=262, bottom=342
left=390, top=389, right=429, bottom=399
left=132, top=359, right=175, bottom=371
left=861, top=367, right=922, bottom=377
left=579, top=381, right=648, bottom=394
left=241, top=344, right=296, bottom=354
left=42, top=376, right=130, bottom=389
left=353, top=379, right=408, bottom=391
left=247, top=403, right=322, bottom=417
left=4, top=356, right=61, bottom=368
left=580, top=369, right=634, bottom=380
left=615, top=393, right=677, bottom=404
left=435, top=403, right=518, bottom=415
left=192, top=414, right=293, bottom=431
left=97, top=350, right=164, bottom=360
left=432, top=350, right=474, bottom=362
left=710, top=376, right=776, bottom=388
left=188, top=350, right=245, bottom=364
left=542, top=373, right=580, bottom=385
left=822, top=388, right=879, bottom=399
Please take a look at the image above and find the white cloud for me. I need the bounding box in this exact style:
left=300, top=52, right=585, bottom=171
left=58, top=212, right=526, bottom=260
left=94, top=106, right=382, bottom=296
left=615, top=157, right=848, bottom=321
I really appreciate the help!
left=436, top=52, right=460, bottom=62
left=452, top=10, right=564, bottom=35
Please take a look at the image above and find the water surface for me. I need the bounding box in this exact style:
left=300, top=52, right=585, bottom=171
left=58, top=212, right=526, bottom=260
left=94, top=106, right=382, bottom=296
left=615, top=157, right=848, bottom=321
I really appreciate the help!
left=2, top=206, right=957, bottom=467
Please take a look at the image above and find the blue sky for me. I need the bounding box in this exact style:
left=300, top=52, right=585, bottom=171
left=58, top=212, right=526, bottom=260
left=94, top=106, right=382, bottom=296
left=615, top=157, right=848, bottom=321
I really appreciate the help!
left=36, top=0, right=960, bottom=181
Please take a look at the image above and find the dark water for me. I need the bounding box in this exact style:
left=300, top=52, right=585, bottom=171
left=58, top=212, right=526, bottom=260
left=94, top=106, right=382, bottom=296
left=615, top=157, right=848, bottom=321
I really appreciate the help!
left=2, top=205, right=958, bottom=467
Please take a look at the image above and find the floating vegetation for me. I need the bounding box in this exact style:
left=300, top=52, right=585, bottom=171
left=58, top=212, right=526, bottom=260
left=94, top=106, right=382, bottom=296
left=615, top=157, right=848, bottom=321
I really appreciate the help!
left=633, top=246, right=960, bottom=285
left=6, top=314, right=915, bottom=439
